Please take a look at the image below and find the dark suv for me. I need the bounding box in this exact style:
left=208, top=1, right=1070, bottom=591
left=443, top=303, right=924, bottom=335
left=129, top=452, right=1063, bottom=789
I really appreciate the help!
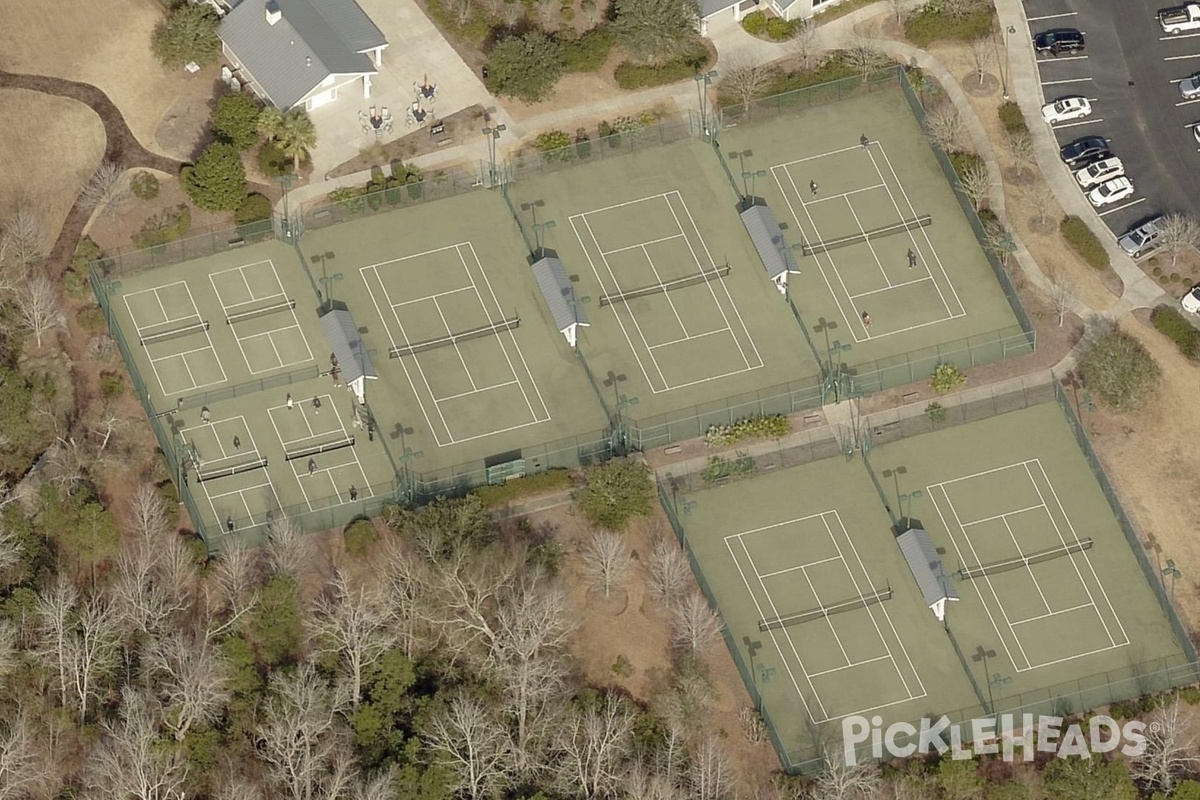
left=1060, top=136, right=1111, bottom=167
left=1034, top=28, right=1086, bottom=55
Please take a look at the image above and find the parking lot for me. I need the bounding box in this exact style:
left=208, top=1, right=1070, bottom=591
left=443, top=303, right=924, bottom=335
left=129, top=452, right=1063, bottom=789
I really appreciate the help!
left=1025, top=0, right=1200, bottom=241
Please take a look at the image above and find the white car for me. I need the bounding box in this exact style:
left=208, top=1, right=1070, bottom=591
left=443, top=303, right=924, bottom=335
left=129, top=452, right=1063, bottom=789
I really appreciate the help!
left=1075, top=157, right=1124, bottom=188
left=1087, top=177, right=1134, bottom=207
left=1183, top=286, right=1200, bottom=314
left=1042, top=96, right=1092, bottom=123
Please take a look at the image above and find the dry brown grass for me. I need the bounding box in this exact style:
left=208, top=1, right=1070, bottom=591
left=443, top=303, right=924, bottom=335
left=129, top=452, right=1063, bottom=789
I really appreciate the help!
left=0, top=89, right=104, bottom=253
left=0, top=0, right=214, bottom=151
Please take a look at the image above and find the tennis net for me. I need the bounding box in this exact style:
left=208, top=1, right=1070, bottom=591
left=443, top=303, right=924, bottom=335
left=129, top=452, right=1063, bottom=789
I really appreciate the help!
left=758, top=586, right=892, bottom=631
left=225, top=299, right=296, bottom=325
left=801, top=214, right=932, bottom=256
left=195, top=457, right=268, bottom=483
left=599, top=265, right=731, bottom=307
left=284, top=435, right=355, bottom=461
left=388, top=317, right=520, bottom=358
left=139, top=320, right=210, bottom=346
left=958, top=538, right=1094, bottom=580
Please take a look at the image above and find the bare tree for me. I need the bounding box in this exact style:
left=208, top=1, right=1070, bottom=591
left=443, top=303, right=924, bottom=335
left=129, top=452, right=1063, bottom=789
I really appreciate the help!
left=688, top=735, right=733, bottom=800
left=266, top=514, right=314, bottom=578
left=14, top=274, right=65, bottom=348
left=376, top=537, right=432, bottom=659
left=669, top=591, right=721, bottom=654
left=553, top=693, right=636, bottom=800
left=719, top=53, right=777, bottom=112
left=423, top=693, right=513, bottom=800
left=215, top=777, right=265, bottom=800
left=968, top=36, right=994, bottom=87
left=79, top=161, right=131, bottom=219
left=957, top=161, right=994, bottom=211
left=256, top=663, right=352, bottom=800
left=86, top=687, right=189, bottom=800
left=535, top=0, right=557, bottom=24
left=923, top=103, right=967, bottom=153
left=841, top=34, right=891, bottom=83
left=579, top=530, right=633, bottom=598
left=809, top=750, right=883, bottom=800
left=205, top=536, right=261, bottom=636
left=623, top=760, right=680, bottom=800
left=1156, top=212, right=1200, bottom=267
left=647, top=535, right=690, bottom=602
left=112, top=488, right=192, bottom=641
left=311, top=569, right=397, bottom=708
left=1006, top=130, right=1035, bottom=181
left=1131, top=698, right=1200, bottom=795
left=449, top=0, right=471, bottom=25
left=35, top=575, right=77, bottom=711
left=886, top=0, right=907, bottom=23
left=147, top=631, right=232, bottom=740
left=355, top=767, right=397, bottom=800
left=67, top=593, right=122, bottom=722
left=941, top=0, right=988, bottom=18
left=1028, top=186, right=1055, bottom=228
left=788, top=19, right=819, bottom=71
left=1044, top=262, right=1077, bottom=326
left=0, top=709, right=58, bottom=800
left=1, top=205, right=47, bottom=272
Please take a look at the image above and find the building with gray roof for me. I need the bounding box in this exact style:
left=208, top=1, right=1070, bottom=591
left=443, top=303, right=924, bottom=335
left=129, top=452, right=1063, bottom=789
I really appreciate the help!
left=319, top=308, right=377, bottom=403
left=530, top=255, right=589, bottom=348
left=220, top=0, right=387, bottom=111
left=896, top=528, right=959, bottom=622
left=740, top=203, right=798, bottom=296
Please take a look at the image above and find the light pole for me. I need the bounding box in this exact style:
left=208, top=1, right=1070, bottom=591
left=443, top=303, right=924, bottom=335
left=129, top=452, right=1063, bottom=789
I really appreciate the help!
left=743, top=636, right=763, bottom=710
left=730, top=149, right=754, bottom=198
left=830, top=340, right=852, bottom=403
left=532, top=219, right=556, bottom=258
left=881, top=466, right=907, bottom=517
left=742, top=169, right=768, bottom=203
left=813, top=317, right=838, bottom=375
left=1163, top=559, right=1182, bottom=601
left=972, top=646, right=997, bottom=715
left=603, top=370, right=639, bottom=452
left=278, top=172, right=296, bottom=239
left=310, top=252, right=342, bottom=305
left=483, top=123, right=506, bottom=186
left=396, top=423, right=423, bottom=500
left=999, top=25, right=1016, bottom=100
left=694, top=70, right=718, bottom=136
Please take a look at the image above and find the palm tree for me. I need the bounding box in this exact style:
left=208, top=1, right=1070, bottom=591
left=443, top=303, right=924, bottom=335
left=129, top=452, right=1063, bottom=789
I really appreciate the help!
left=258, top=107, right=317, bottom=170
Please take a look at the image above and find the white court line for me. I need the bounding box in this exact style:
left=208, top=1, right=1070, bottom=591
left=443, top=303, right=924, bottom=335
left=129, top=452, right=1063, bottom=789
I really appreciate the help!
left=649, top=327, right=731, bottom=349
left=759, top=555, right=842, bottom=578
left=850, top=276, right=934, bottom=299
left=1012, top=602, right=1096, bottom=625
left=436, top=380, right=519, bottom=403
left=1002, top=515, right=1053, bottom=614
left=801, top=183, right=888, bottom=205
left=391, top=286, right=474, bottom=307
left=201, top=472, right=280, bottom=530
left=841, top=194, right=893, bottom=287
left=1099, top=198, right=1147, bottom=216
left=601, top=233, right=685, bottom=256
left=640, top=244, right=692, bottom=336
left=808, top=655, right=893, bottom=678
left=961, top=504, right=1046, bottom=526
left=774, top=142, right=867, bottom=166
left=431, top=295, right=479, bottom=392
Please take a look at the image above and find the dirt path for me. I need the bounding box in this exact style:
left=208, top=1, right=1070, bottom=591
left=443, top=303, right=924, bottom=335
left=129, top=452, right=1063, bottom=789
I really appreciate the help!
left=0, top=70, right=182, bottom=274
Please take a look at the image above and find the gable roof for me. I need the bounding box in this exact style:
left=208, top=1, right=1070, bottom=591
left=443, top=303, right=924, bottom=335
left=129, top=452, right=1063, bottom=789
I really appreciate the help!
left=531, top=255, right=589, bottom=332
left=896, top=528, right=959, bottom=608
left=319, top=308, right=377, bottom=383
left=221, top=0, right=385, bottom=109
left=699, top=0, right=739, bottom=17
left=740, top=204, right=798, bottom=280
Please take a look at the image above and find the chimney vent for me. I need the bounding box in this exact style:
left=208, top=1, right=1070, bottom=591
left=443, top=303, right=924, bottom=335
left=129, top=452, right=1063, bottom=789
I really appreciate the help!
left=265, top=0, right=282, bottom=25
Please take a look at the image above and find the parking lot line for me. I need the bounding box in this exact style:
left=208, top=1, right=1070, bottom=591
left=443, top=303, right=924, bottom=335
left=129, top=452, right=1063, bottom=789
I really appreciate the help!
left=1042, top=78, right=1094, bottom=85
left=1027, top=12, right=1078, bottom=21
left=1164, top=54, right=1200, bottom=61
left=1161, top=32, right=1200, bottom=41
left=1098, top=198, right=1147, bottom=217
left=1052, top=118, right=1103, bottom=130
left=1037, top=55, right=1089, bottom=63
left=1176, top=98, right=1200, bottom=106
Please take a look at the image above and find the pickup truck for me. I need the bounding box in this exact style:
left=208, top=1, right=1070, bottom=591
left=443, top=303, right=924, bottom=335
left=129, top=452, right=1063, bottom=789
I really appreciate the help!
left=1160, top=4, right=1200, bottom=34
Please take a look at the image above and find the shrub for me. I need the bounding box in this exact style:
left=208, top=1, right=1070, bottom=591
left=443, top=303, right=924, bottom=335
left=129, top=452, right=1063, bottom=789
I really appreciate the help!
left=1059, top=215, right=1110, bottom=270
left=536, top=129, right=573, bottom=162
left=704, top=414, right=791, bottom=447
left=577, top=459, right=653, bottom=530
left=614, top=42, right=710, bottom=89
left=925, top=402, right=947, bottom=423
left=211, top=93, right=262, bottom=150
left=1079, top=325, right=1161, bottom=411
left=904, top=5, right=994, bottom=47
left=234, top=193, right=272, bottom=225
left=485, top=30, right=565, bottom=102
left=741, top=10, right=768, bottom=34
left=181, top=142, right=246, bottom=212
left=997, top=101, right=1027, bottom=136
left=1151, top=304, right=1200, bottom=359
left=99, top=371, right=125, bottom=399
left=1180, top=687, right=1200, bottom=705
left=131, top=205, right=192, bottom=249
left=1109, top=699, right=1140, bottom=719
left=473, top=469, right=573, bottom=506
left=152, top=3, right=221, bottom=70
left=1153, top=266, right=1164, bottom=277
left=702, top=453, right=757, bottom=483
left=764, top=17, right=798, bottom=40
left=343, top=520, right=378, bottom=557
left=131, top=172, right=160, bottom=200
left=1172, top=272, right=1184, bottom=282
left=948, top=151, right=985, bottom=181
left=562, top=26, right=615, bottom=72
left=257, top=141, right=293, bottom=177
left=72, top=235, right=104, bottom=272
left=930, top=363, right=967, bottom=393
left=329, top=186, right=366, bottom=215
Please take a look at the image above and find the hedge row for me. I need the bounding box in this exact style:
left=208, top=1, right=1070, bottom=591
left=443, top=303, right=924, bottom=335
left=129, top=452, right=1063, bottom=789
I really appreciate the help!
left=614, top=42, right=710, bottom=89
left=562, top=26, right=614, bottom=73
left=1060, top=215, right=1110, bottom=270
left=1151, top=305, right=1200, bottom=359
left=904, top=6, right=995, bottom=47
left=998, top=101, right=1027, bottom=136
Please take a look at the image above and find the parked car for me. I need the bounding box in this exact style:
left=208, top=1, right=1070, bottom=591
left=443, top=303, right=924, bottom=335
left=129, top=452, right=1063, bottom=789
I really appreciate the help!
left=1060, top=136, right=1111, bottom=166
left=1119, top=216, right=1163, bottom=257
left=1042, top=96, right=1093, bottom=124
left=1180, top=72, right=1200, bottom=99
left=1034, top=28, right=1086, bottom=55
left=1088, top=177, right=1135, bottom=207
left=1075, top=157, right=1125, bottom=188
left=1161, top=4, right=1200, bottom=34
left=1183, top=286, right=1200, bottom=313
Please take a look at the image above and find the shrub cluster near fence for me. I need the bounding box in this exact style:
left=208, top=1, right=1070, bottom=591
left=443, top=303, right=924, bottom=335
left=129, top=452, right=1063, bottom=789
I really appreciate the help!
left=93, top=218, right=277, bottom=277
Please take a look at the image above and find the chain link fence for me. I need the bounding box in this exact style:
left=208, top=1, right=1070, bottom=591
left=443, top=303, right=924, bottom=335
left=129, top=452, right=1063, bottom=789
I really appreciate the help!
left=297, top=164, right=486, bottom=232
left=506, top=114, right=703, bottom=181
left=716, top=68, right=899, bottom=129
left=92, top=219, right=278, bottom=277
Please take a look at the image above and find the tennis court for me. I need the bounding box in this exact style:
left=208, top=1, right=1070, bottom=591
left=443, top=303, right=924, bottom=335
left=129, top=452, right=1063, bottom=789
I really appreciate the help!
left=298, top=189, right=610, bottom=476
left=667, top=400, right=1189, bottom=765
left=506, top=138, right=821, bottom=422
left=99, top=240, right=398, bottom=540
left=719, top=89, right=1023, bottom=369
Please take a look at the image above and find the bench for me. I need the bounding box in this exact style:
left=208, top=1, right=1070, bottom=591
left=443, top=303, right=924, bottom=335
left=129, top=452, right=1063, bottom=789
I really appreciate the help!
left=664, top=445, right=682, bottom=455
left=435, top=138, right=454, bottom=148
left=227, top=238, right=245, bottom=248
left=804, top=413, right=822, bottom=426
left=902, top=391, right=920, bottom=403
